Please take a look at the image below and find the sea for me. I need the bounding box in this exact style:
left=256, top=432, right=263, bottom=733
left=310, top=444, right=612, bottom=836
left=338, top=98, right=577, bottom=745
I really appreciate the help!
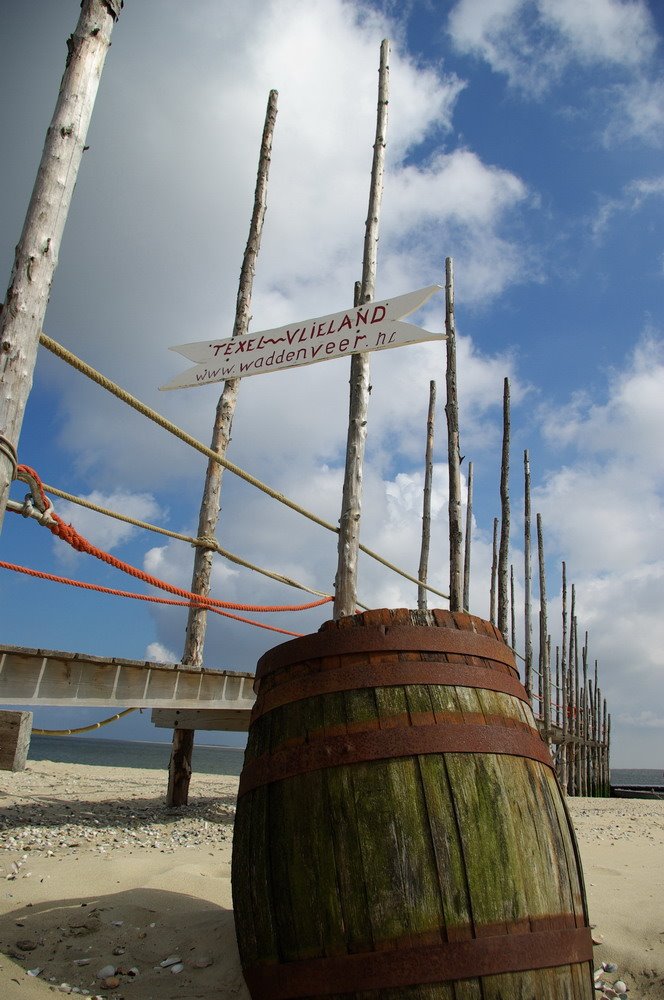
left=27, top=734, right=246, bottom=777
left=25, top=735, right=663, bottom=787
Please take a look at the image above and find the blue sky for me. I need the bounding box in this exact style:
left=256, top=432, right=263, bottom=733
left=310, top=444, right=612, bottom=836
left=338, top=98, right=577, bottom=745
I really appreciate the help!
left=1, top=0, right=663, bottom=767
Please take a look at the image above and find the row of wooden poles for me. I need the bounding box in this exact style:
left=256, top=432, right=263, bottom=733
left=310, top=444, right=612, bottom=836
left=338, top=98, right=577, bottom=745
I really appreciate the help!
left=419, top=370, right=612, bottom=796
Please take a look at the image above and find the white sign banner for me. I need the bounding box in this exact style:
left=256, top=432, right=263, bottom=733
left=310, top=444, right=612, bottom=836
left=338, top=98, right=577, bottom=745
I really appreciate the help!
left=160, top=284, right=444, bottom=390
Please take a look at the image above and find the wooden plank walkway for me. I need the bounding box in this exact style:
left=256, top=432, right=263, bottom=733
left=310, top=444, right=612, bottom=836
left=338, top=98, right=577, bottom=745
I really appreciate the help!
left=0, top=644, right=256, bottom=731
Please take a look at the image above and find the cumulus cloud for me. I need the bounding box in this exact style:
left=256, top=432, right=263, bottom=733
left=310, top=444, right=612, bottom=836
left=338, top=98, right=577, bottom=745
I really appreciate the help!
left=447, top=0, right=663, bottom=145
left=52, top=490, right=163, bottom=563
left=533, top=333, right=664, bottom=737
left=36, top=0, right=534, bottom=502
left=145, top=641, right=178, bottom=663
left=448, top=0, right=656, bottom=91
left=592, top=173, right=664, bottom=238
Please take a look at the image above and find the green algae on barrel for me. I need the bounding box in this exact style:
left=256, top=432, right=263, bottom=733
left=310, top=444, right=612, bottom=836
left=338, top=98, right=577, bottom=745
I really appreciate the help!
left=232, top=608, right=595, bottom=999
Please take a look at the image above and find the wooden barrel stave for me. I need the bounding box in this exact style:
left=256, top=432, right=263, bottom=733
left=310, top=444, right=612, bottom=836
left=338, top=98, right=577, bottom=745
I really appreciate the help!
left=232, top=610, right=593, bottom=999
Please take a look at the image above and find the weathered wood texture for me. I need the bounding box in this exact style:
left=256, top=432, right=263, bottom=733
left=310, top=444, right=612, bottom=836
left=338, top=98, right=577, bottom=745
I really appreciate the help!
left=523, top=450, right=534, bottom=701
left=497, top=378, right=511, bottom=638
left=0, top=644, right=254, bottom=711
left=489, top=516, right=498, bottom=625
left=418, top=380, right=436, bottom=610
left=334, top=40, right=390, bottom=618
left=232, top=608, right=594, bottom=999
left=445, top=258, right=463, bottom=611
left=168, top=89, right=278, bottom=807
left=0, top=0, right=121, bottom=534
left=0, top=710, right=32, bottom=771
left=463, top=460, right=473, bottom=612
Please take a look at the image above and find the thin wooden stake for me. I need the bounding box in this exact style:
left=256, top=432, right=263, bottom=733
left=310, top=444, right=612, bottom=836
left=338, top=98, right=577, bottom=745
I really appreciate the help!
left=418, top=380, right=436, bottom=610
left=334, top=39, right=389, bottom=618
left=167, top=90, right=278, bottom=807
left=463, top=461, right=473, bottom=611
left=490, top=517, right=498, bottom=625
left=523, top=451, right=533, bottom=702
left=0, top=0, right=122, bottom=534
left=537, top=513, right=551, bottom=740
left=445, top=257, right=463, bottom=611
left=497, top=378, right=511, bottom=638
left=510, top=564, right=516, bottom=650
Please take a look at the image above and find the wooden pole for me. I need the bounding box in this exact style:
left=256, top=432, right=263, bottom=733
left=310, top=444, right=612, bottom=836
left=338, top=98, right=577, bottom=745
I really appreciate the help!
left=568, top=586, right=576, bottom=794
left=607, top=711, right=612, bottom=794
left=489, top=517, right=498, bottom=625
left=463, top=462, right=473, bottom=611
left=603, top=698, right=609, bottom=795
left=462, top=461, right=473, bottom=612
left=497, top=378, right=510, bottom=638
left=0, top=0, right=122, bottom=535
left=510, top=564, right=516, bottom=650
left=581, top=631, right=589, bottom=796
left=167, top=90, right=278, bottom=807
left=445, top=257, right=463, bottom=611
left=574, top=614, right=580, bottom=795
left=537, top=513, right=551, bottom=741
left=523, top=451, right=533, bottom=702
left=334, top=39, right=389, bottom=619
left=555, top=644, right=560, bottom=730
left=561, top=651, right=568, bottom=792
left=418, top=380, right=436, bottom=610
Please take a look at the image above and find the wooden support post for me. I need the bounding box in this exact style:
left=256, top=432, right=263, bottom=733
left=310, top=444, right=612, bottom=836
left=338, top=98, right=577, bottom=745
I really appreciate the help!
left=463, top=461, right=473, bottom=611
left=510, top=564, right=516, bottom=650
left=523, top=451, right=533, bottom=702
left=607, top=712, right=612, bottom=792
left=560, top=561, right=568, bottom=785
left=167, top=90, right=278, bottom=807
left=497, top=378, right=510, bottom=638
left=490, top=517, right=498, bottom=626
left=0, top=710, right=32, bottom=771
left=561, top=654, right=568, bottom=793
left=603, top=699, right=609, bottom=795
left=418, top=380, right=436, bottom=610
left=573, top=614, right=580, bottom=795
left=581, top=632, right=589, bottom=796
left=555, top=644, right=560, bottom=730
left=537, top=513, right=550, bottom=741
left=445, top=257, right=463, bottom=611
left=0, top=0, right=122, bottom=535
left=334, top=39, right=389, bottom=619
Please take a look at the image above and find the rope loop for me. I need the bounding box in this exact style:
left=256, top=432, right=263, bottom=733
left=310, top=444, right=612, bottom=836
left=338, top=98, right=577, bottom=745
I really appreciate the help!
left=0, top=434, right=18, bottom=482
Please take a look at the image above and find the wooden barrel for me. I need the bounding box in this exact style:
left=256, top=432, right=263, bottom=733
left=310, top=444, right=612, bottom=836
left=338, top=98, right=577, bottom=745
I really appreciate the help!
left=232, top=609, right=594, bottom=999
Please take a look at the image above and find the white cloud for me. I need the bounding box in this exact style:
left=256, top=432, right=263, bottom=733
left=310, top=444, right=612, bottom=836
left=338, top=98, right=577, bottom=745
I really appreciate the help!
left=145, top=641, right=178, bottom=663
left=533, top=333, right=664, bottom=738
left=604, top=74, right=664, bottom=146
left=52, top=490, right=163, bottom=561
left=448, top=0, right=656, bottom=93
left=592, top=173, right=664, bottom=238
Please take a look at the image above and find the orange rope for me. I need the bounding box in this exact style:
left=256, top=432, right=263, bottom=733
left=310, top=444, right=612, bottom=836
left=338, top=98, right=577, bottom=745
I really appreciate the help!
left=0, top=560, right=303, bottom=637
left=13, top=465, right=332, bottom=615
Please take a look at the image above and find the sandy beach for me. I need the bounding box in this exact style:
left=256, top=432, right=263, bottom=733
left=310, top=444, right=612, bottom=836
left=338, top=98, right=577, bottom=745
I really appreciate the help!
left=1, top=760, right=663, bottom=999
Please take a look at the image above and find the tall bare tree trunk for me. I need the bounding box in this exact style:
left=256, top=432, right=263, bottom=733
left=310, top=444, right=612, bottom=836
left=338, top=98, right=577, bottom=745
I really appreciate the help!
left=168, top=90, right=278, bottom=807
left=445, top=257, right=463, bottom=611
left=497, top=378, right=510, bottom=638
left=537, top=513, right=550, bottom=741
left=418, top=380, right=436, bottom=610
left=0, top=0, right=122, bottom=534
left=334, top=39, right=389, bottom=619
left=463, top=461, right=473, bottom=611
left=489, top=517, right=498, bottom=625
left=523, top=451, right=533, bottom=701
